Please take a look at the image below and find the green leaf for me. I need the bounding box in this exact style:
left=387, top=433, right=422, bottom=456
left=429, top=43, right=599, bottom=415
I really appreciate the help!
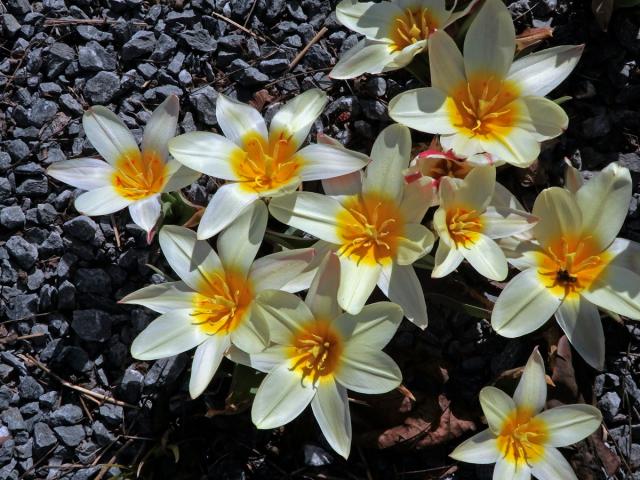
left=264, top=229, right=316, bottom=250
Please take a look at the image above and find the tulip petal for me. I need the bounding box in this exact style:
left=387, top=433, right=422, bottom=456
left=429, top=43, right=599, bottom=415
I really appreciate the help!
left=555, top=296, right=604, bottom=370
left=322, top=171, right=363, bottom=196
left=231, top=307, right=269, bottom=354
left=159, top=225, right=223, bottom=293
left=337, top=256, right=380, bottom=314
left=269, top=192, right=344, bottom=244
left=493, top=458, right=532, bottom=480
left=142, top=94, right=179, bottom=162
left=400, top=176, right=436, bottom=223
left=385, top=40, right=428, bottom=70
left=83, top=106, right=139, bottom=166
left=378, top=264, right=428, bottom=329
left=530, top=446, right=578, bottom=480
left=235, top=345, right=288, bottom=373
left=47, top=158, right=114, bottom=190
left=463, top=0, right=515, bottom=80
left=216, top=94, right=268, bottom=147
left=479, top=127, right=540, bottom=168
left=432, top=239, right=465, bottom=278
left=481, top=206, right=537, bottom=239
left=251, top=363, right=316, bottom=429
left=576, top=162, right=632, bottom=252
left=197, top=183, right=259, bottom=240
left=364, top=124, right=411, bottom=201
left=167, top=132, right=241, bottom=180
left=453, top=165, right=496, bottom=211
left=388, top=87, right=457, bottom=135
left=298, top=144, right=369, bottom=181
left=335, top=347, right=402, bottom=394
left=461, top=234, right=508, bottom=281
left=217, top=201, right=267, bottom=274
left=162, top=162, right=202, bottom=192
left=311, top=380, right=352, bottom=459
left=513, top=348, right=547, bottom=414
left=479, top=386, right=516, bottom=435
left=607, top=237, right=640, bottom=272
left=129, top=195, right=161, bottom=233
left=305, top=252, right=342, bottom=320
left=583, top=265, right=640, bottom=320
left=330, top=39, right=392, bottom=79
left=130, top=309, right=208, bottom=360
left=336, top=0, right=402, bottom=41
left=515, top=97, right=568, bottom=141
left=189, top=336, right=229, bottom=399
left=250, top=248, right=316, bottom=292
left=535, top=405, right=602, bottom=448
left=254, top=290, right=315, bottom=344
left=429, top=30, right=465, bottom=95
left=334, top=301, right=404, bottom=347
left=532, top=187, right=582, bottom=250
left=449, top=429, right=500, bottom=464
left=74, top=186, right=133, bottom=216
left=119, top=281, right=195, bottom=313
left=269, top=88, right=327, bottom=149
left=396, top=223, right=434, bottom=265
left=492, top=268, right=561, bottom=337
left=507, top=45, right=584, bottom=97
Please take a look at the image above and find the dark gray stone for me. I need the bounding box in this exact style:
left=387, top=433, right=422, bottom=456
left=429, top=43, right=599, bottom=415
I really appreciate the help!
left=78, top=41, right=117, bottom=71
left=57, top=280, right=76, bottom=310
left=53, top=425, right=85, bottom=447
left=189, top=86, right=218, bottom=126
left=92, top=420, right=116, bottom=446
left=98, top=404, right=123, bottom=426
left=36, top=203, right=57, bottom=224
left=39, top=82, right=62, bottom=96
left=29, top=98, right=58, bottom=127
left=259, top=58, right=289, bottom=73
left=59, top=94, right=84, bottom=115
left=144, top=354, right=188, bottom=388
left=18, top=376, right=44, bottom=400
left=304, top=444, right=333, bottom=466
left=50, top=404, right=83, bottom=426
left=33, top=422, right=57, bottom=456
left=178, top=29, right=217, bottom=52
left=71, top=309, right=112, bottom=342
left=6, top=236, right=38, bottom=269
left=151, top=33, right=177, bottom=61
left=63, top=216, right=98, bottom=242
left=29, top=269, right=45, bottom=290
left=76, top=25, right=112, bottom=43
left=39, top=231, right=63, bottom=258
left=0, top=206, right=25, bottom=230
left=598, top=391, right=621, bottom=422
left=119, top=367, right=143, bottom=403
left=17, top=177, right=48, bottom=196
left=122, top=31, right=156, bottom=60
left=230, top=59, right=269, bottom=86
left=83, top=71, right=120, bottom=104
left=2, top=14, right=21, bottom=37
left=2, top=407, right=25, bottom=431
left=6, top=139, right=30, bottom=160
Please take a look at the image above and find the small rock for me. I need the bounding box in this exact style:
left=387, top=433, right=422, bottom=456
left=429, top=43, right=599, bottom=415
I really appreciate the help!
left=6, top=139, right=30, bottom=160
left=78, top=41, right=117, bottom=71
left=6, top=236, right=38, bottom=270
left=59, top=94, right=84, bottom=115
left=122, top=31, right=156, bottom=60
left=28, top=98, right=58, bottom=127
left=178, top=29, right=217, bottom=53
left=50, top=404, right=83, bottom=426
left=18, top=376, right=44, bottom=400
left=63, top=216, right=99, bottom=242
left=230, top=59, right=269, bottom=86
left=259, top=58, right=289, bottom=73
left=98, top=404, right=123, bottom=426
left=119, top=367, right=143, bottom=403
left=304, top=444, right=333, bottom=466
left=598, top=391, right=621, bottom=423
left=53, top=425, right=85, bottom=447
left=33, top=422, right=57, bottom=456
left=92, top=420, right=116, bottom=446
left=71, top=309, right=112, bottom=342
left=36, top=203, right=57, bottom=224
left=5, top=293, right=37, bottom=321
left=189, top=86, right=218, bottom=126
left=17, top=177, right=49, bottom=196
left=38, top=391, right=58, bottom=409
left=0, top=206, right=25, bottom=230
left=2, top=14, right=21, bottom=37
left=83, top=71, right=120, bottom=104
left=150, top=33, right=177, bottom=61
left=74, top=268, right=112, bottom=293
left=76, top=25, right=112, bottom=42
left=1, top=407, right=25, bottom=431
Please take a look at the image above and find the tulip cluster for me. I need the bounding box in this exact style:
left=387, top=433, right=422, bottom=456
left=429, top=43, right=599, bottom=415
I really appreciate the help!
left=46, top=0, right=639, bottom=475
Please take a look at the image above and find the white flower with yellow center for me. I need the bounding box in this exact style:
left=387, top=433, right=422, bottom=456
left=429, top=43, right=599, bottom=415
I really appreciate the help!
left=269, top=124, right=435, bottom=327
left=167, top=89, right=369, bottom=239
left=388, top=0, right=584, bottom=167
left=47, top=95, right=200, bottom=238
left=331, top=0, right=475, bottom=79
left=450, top=348, right=602, bottom=480
left=243, top=253, right=403, bottom=459
left=120, top=202, right=315, bottom=399
left=491, top=163, right=640, bottom=369
left=432, top=166, right=537, bottom=281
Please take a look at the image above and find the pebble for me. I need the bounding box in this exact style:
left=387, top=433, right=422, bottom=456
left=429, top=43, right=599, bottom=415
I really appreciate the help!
left=78, top=41, right=117, bottom=71
left=178, top=29, right=217, bottom=52
left=50, top=404, right=84, bottom=426
left=18, top=376, right=44, bottom=401
left=71, top=309, right=112, bottom=342
left=33, top=422, right=57, bottom=456
left=62, top=216, right=99, bottom=242
left=5, top=236, right=38, bottom=270
left=0, top=206, right=25, bottom=230
left=83, top=71, right=120, bottom=104
left=53, top=425, right=85, bottom=447
left=122, top=31, right=157, bottom=60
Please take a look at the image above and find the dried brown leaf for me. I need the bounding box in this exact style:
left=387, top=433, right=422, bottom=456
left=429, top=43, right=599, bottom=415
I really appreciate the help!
left=515, top=27, right=554, bottom=52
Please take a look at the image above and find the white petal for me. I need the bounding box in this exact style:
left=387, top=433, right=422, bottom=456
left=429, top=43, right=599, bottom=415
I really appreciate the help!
left=530, top=446, right=578, bottom=480
left=159, top=225, right=223, bottom=293
left=388, top=87, right=457, bottom=135
left=493, top=457, right=531, bottom=480
left=128, top=195, right=161, bottom=233
left=189, top=336, right=229, bottom=399
left=452, top=165, right=496, bottom=211
left=322, top=171, right=363, bottom=196
left=396, top=223, right=435, bottom=265
left=74, top=186, right=133, bottom=216
left=481, top=206, right=538, bottom=239
left=231, top=307, right=269, bottom=354
left=130, top=309, right=207, bottom=360
left=513, top=348, right=547, bottom=414
left=429, top=30, right=465, bottom=95
left=334, top=301, right=403, bottom=347
left=47, top=158, right=114, bottom=190
left=269, top=88, right=327, bottom=150
left=119, top=281, right=195, bottom=313
left=461, top=234, right=508, bottom=281
left=298, top=144, right=368, bottom=181
left=305, top=252, right=342, bottom=320
left=217, top=201, right=267, bottom=274
left=197, top=183, right=258, bottom=240
left=479, top=127, right=540, bottom=168
left=583, top=265, right=640, bottom=320
left=311, top=380, right=352, bottom=459
left=491, top=269, right=561, bottom=337
left=440, top=133, right=485, bottom=162
left=269, top=192, right=344, bottom=244
left=535, top=405, right=602, bottom=447
left=479, top=386, right=515, bottom=435
left=337, top=257, right=380, bottom=314
left=607, top=237, right=640, bottom=272
left=235, top=345, right=288, bottom=373
left=364, top=123, right=411, bottom=201
left=335, top=347, right=402, bottom=394
left=142, top=94, right=179, bottom=162
left=162, top=163, right=202, bottom=192
left=253, top=290, right=315, bottom=345
left=336, top=0, right=402, bottom=40
left=400, top=175, right=436, bottom=223
left=507, top=45, right=584, bottom=97
left=250, top=247, right=316, bottom=292
left=432, top=240, right=465, bottom=278
left=83, top=106, right=140, bottom=166
left=216, top=93, right=268, bottom=147
left=491, top=181, right=526, bottom=211
left=532, top=187, right=582, bottom=250
left=378, top=264, right=428, bottom=329
left=555, top=297, right=604, bottom=370
left=515, top=97, right=568, bottom=141
left=167, top=132, right=241, bottom=180
left=463, top=0, right=515, bottom=80
left=386, top=40, right=427, bottom=70
left=251, top=363, right=316, bottom=429
left=449, top=429, right=500, bottom=464
left=576, top=162, right=632, bottom=251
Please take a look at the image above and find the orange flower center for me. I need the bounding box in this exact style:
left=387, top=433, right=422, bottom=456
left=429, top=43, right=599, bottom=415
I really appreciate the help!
left=112, top=150, right=168, bottom=200
left=536, top=236, right=609, bottom=299
left=288, top=320, right=343, bottom=386
left=231, top=131, right=302, bottom=194
left=448, top=74, right=520, bottom=137
left=389, top=8, right=439, bottom=52
left=336, top=192, right=404, bottom=266
left=191, top=268, right=253, bottom=335
left=496, top=407, right=548, bottom=467
left=446, top=207, right=483, bottom=247
left=420, top=157, right=472, bottom=183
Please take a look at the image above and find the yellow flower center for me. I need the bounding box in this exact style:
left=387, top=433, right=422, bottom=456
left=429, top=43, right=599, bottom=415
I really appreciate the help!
left=448, top=74, right=520, bottom=138
left=112, top=149, right=168, bottom=200
left=446, top=207, right=483, bottom=247
left=389, top=8, right=439, bottom=52
left=191, top=268, right=253, bottom=335
left=496, top=407, right=548, bottom=467
left=336, top=192, right=404, bottom=266
left=231, top=131, right=302, bottom=194
left=421, top=157, right=472, bottom=183
left=536, top=236, right=609, bottom=299
left=288, top=320, right=343, bottom=386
